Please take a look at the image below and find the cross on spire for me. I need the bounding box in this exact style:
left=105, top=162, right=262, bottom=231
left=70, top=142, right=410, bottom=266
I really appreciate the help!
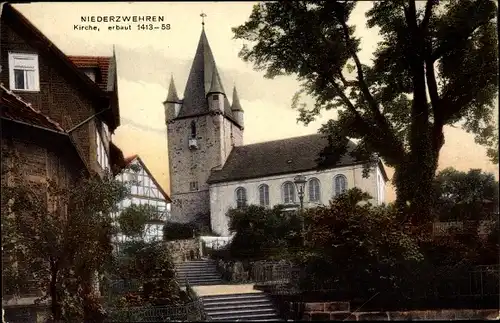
left=200, top=12, right=207, bottom=26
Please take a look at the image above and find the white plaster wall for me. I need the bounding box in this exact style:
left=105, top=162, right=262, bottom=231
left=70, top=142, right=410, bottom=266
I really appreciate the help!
left=209, top=164, right=384, bottom=236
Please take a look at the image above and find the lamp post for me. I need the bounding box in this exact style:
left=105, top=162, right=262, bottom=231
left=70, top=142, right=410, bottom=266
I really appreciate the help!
left=294, top=175, right=307, bottom=246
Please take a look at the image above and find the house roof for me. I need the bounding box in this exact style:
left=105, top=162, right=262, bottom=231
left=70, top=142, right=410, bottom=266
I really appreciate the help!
left=116, top=154, right=172, bottom=203
left=1, top=83, right=91, bottom=175
left=174, top=27, right=241, bottom=127
left=207, top=133, right=389, bottom=184
left=2, top=4, right=120, bottom=130
left=67, top=56, right=112, bottom=91
left=1, top=83, right=64, bottom=133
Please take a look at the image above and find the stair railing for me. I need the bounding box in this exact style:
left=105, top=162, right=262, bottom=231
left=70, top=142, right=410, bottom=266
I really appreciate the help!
left=185, top=274, right=210, bottom=321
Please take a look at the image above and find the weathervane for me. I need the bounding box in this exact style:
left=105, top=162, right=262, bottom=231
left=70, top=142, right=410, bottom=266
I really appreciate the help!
left=200, top=12, right=207, bottom=26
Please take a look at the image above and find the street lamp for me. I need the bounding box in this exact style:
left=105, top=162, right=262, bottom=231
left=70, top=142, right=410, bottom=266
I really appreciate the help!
left=294, top=175, right=307, bottom=246
left=294, top=175, right=307, bottom=211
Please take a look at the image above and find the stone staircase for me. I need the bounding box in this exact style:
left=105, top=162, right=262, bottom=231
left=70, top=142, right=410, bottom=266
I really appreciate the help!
left=201, top=293, right=281, bottom=321
left=175, top=259, right=223, bottom=286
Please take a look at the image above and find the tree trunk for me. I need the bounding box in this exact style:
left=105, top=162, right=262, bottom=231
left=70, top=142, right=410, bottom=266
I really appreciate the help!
left=50, top=261, right=62, bottom=322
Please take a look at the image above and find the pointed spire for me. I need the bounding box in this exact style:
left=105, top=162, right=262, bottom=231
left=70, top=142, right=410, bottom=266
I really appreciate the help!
left=231, top=86, right=243, bottom=111
left=178, top=25, right=229, bottom=118
left=208, top=68, right=224, bottom=95
left=165, top=74, right=180, bottom=103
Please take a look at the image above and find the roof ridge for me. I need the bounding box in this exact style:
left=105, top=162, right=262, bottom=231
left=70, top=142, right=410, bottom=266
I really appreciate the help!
left=239, top=133, right=325, bottom=148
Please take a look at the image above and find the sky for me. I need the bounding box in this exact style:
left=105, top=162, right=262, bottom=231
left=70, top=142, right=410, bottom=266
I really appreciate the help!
left=13, top=2, right=499, bottom=202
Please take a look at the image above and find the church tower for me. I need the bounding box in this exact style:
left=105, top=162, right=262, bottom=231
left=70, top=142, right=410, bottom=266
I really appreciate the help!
left=165, top=20, right=244, bottom=222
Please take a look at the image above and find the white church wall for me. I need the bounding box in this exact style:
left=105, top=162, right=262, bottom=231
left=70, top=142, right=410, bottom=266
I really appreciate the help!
left=209, top=163, right=384, bottom=236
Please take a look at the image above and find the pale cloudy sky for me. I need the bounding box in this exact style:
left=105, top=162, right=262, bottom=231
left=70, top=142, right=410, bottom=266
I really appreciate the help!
left=14, top=2, right=498, bottom=201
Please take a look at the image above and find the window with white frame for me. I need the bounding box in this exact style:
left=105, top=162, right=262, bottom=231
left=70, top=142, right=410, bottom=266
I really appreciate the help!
left=334, top=174, right=348, bottom=197
left=258, top=184, right=270, bottom=207
left=8, top=52, right=40, bottom=91
left=235, top=187, right=247, bottom=208
left=308, top=178, right=321, bottom=202
left=102, top=121, right=110, bottom=142
left=282, top=182, right=295, bottom=204
left=96, top=127, right=109, bottom=170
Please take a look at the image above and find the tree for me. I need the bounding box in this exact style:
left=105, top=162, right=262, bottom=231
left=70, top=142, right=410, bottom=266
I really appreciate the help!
left=300, top=188, right=422, bottom=300
left=108, top=204, right=184, bottom=309
left=1, top=146, right=128, bottom=322
left=232, top=0, right=498, bottom=223
left=227, top=205, right=303, bottom=260
left=432, top=167, right=499, bottom=221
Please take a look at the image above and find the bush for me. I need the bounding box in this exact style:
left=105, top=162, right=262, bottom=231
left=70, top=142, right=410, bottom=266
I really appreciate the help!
left=227, top=205, right=302, bottom=260
left=299, top=188, right=423, bottom=300
left=163, top=222, right=196, bottom=241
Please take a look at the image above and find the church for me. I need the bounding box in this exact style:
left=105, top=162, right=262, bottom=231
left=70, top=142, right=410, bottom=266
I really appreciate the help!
left=164, top=22, right=388, bottom=236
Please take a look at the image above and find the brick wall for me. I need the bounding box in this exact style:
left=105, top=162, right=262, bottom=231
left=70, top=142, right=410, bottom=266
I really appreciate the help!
left=164, top=238, right=201, bottom=263
left=0, top=20, right=109, bottom=175
left=300, top=302, right=499, bottom=321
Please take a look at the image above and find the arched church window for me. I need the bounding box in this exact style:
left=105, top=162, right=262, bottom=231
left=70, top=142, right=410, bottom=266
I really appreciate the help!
left=190, top=121, right=196, bottom=139
left=308, top=178, right=321, bottom=202
left=282, top=182, right=295, bottom=204
left=258, top=184, right=270, bottom=207
left=235, top=187, right=247, bottom=208
left=334, top=175, right=348, bottom=197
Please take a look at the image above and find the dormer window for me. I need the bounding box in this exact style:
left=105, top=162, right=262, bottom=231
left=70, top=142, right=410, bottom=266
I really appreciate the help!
left=8, top=52, right=40, bottom=92
left=81, top=68, right=97, bottom=82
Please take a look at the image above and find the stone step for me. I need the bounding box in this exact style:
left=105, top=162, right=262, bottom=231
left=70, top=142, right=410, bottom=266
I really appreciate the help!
left=176, top=267, right=218, bottom=272
left=177, top=272, right=221, bottom=278
left=215, top=319, right=282, bottom=322
left=204, top=302, right=275, bottom=312
left=179, top=277, right=222, bottom=283
left=177, top=275, right=221, bottom=281
left=203, top=298, right=270, bottom=308
left=175, top=261, right=216, bottom=266
left=176, top=268, right=218, bottom=273
left=208, top=312, right=279, bottom=321
left=184, top=280, right=223, bottom=286
left=202, top=293, right=268, bottom=302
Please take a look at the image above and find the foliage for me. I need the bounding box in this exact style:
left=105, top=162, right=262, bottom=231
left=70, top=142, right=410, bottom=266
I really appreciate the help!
left=232, top=0, right=498, bottom=223
left=227, top=205, right=303, bottom=260
left=112, top=242, right=185, bottom=308
left=109, top=198, right=183, bottom=309
left=432, top=167, right=499, bottom=221
left=299, top=188, right=423, bottom=298
left=163, top=221, right=196, bottom=241
left=1, top=145, right=128, bottom=322
left=117, top=204, right=159, bottom=238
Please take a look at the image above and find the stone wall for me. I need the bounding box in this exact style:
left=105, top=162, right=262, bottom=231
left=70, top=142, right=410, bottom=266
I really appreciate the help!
left=301, top=302, right=499, bottom=321
left=164, top=238, right=201, bottom=263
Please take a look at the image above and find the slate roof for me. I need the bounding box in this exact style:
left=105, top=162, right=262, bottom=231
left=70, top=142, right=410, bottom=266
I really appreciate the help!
left=0, top=83, right=65, bottom=133
left=207, top=133, right=388, bottom=184
left=175, top=27, right=240, bottom=126
left=231, top=87, right=243, bottom=112
left=165, top=75, right=180, bottom=103
left=68, top=56, right=112, bottom=91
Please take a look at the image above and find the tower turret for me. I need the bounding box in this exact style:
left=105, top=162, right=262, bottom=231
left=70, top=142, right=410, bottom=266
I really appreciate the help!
left=163, top=75, right=181, bottom=123
left=206, top=69, right=225, bottom=114
left=231, top=86, right=244, bottom=129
